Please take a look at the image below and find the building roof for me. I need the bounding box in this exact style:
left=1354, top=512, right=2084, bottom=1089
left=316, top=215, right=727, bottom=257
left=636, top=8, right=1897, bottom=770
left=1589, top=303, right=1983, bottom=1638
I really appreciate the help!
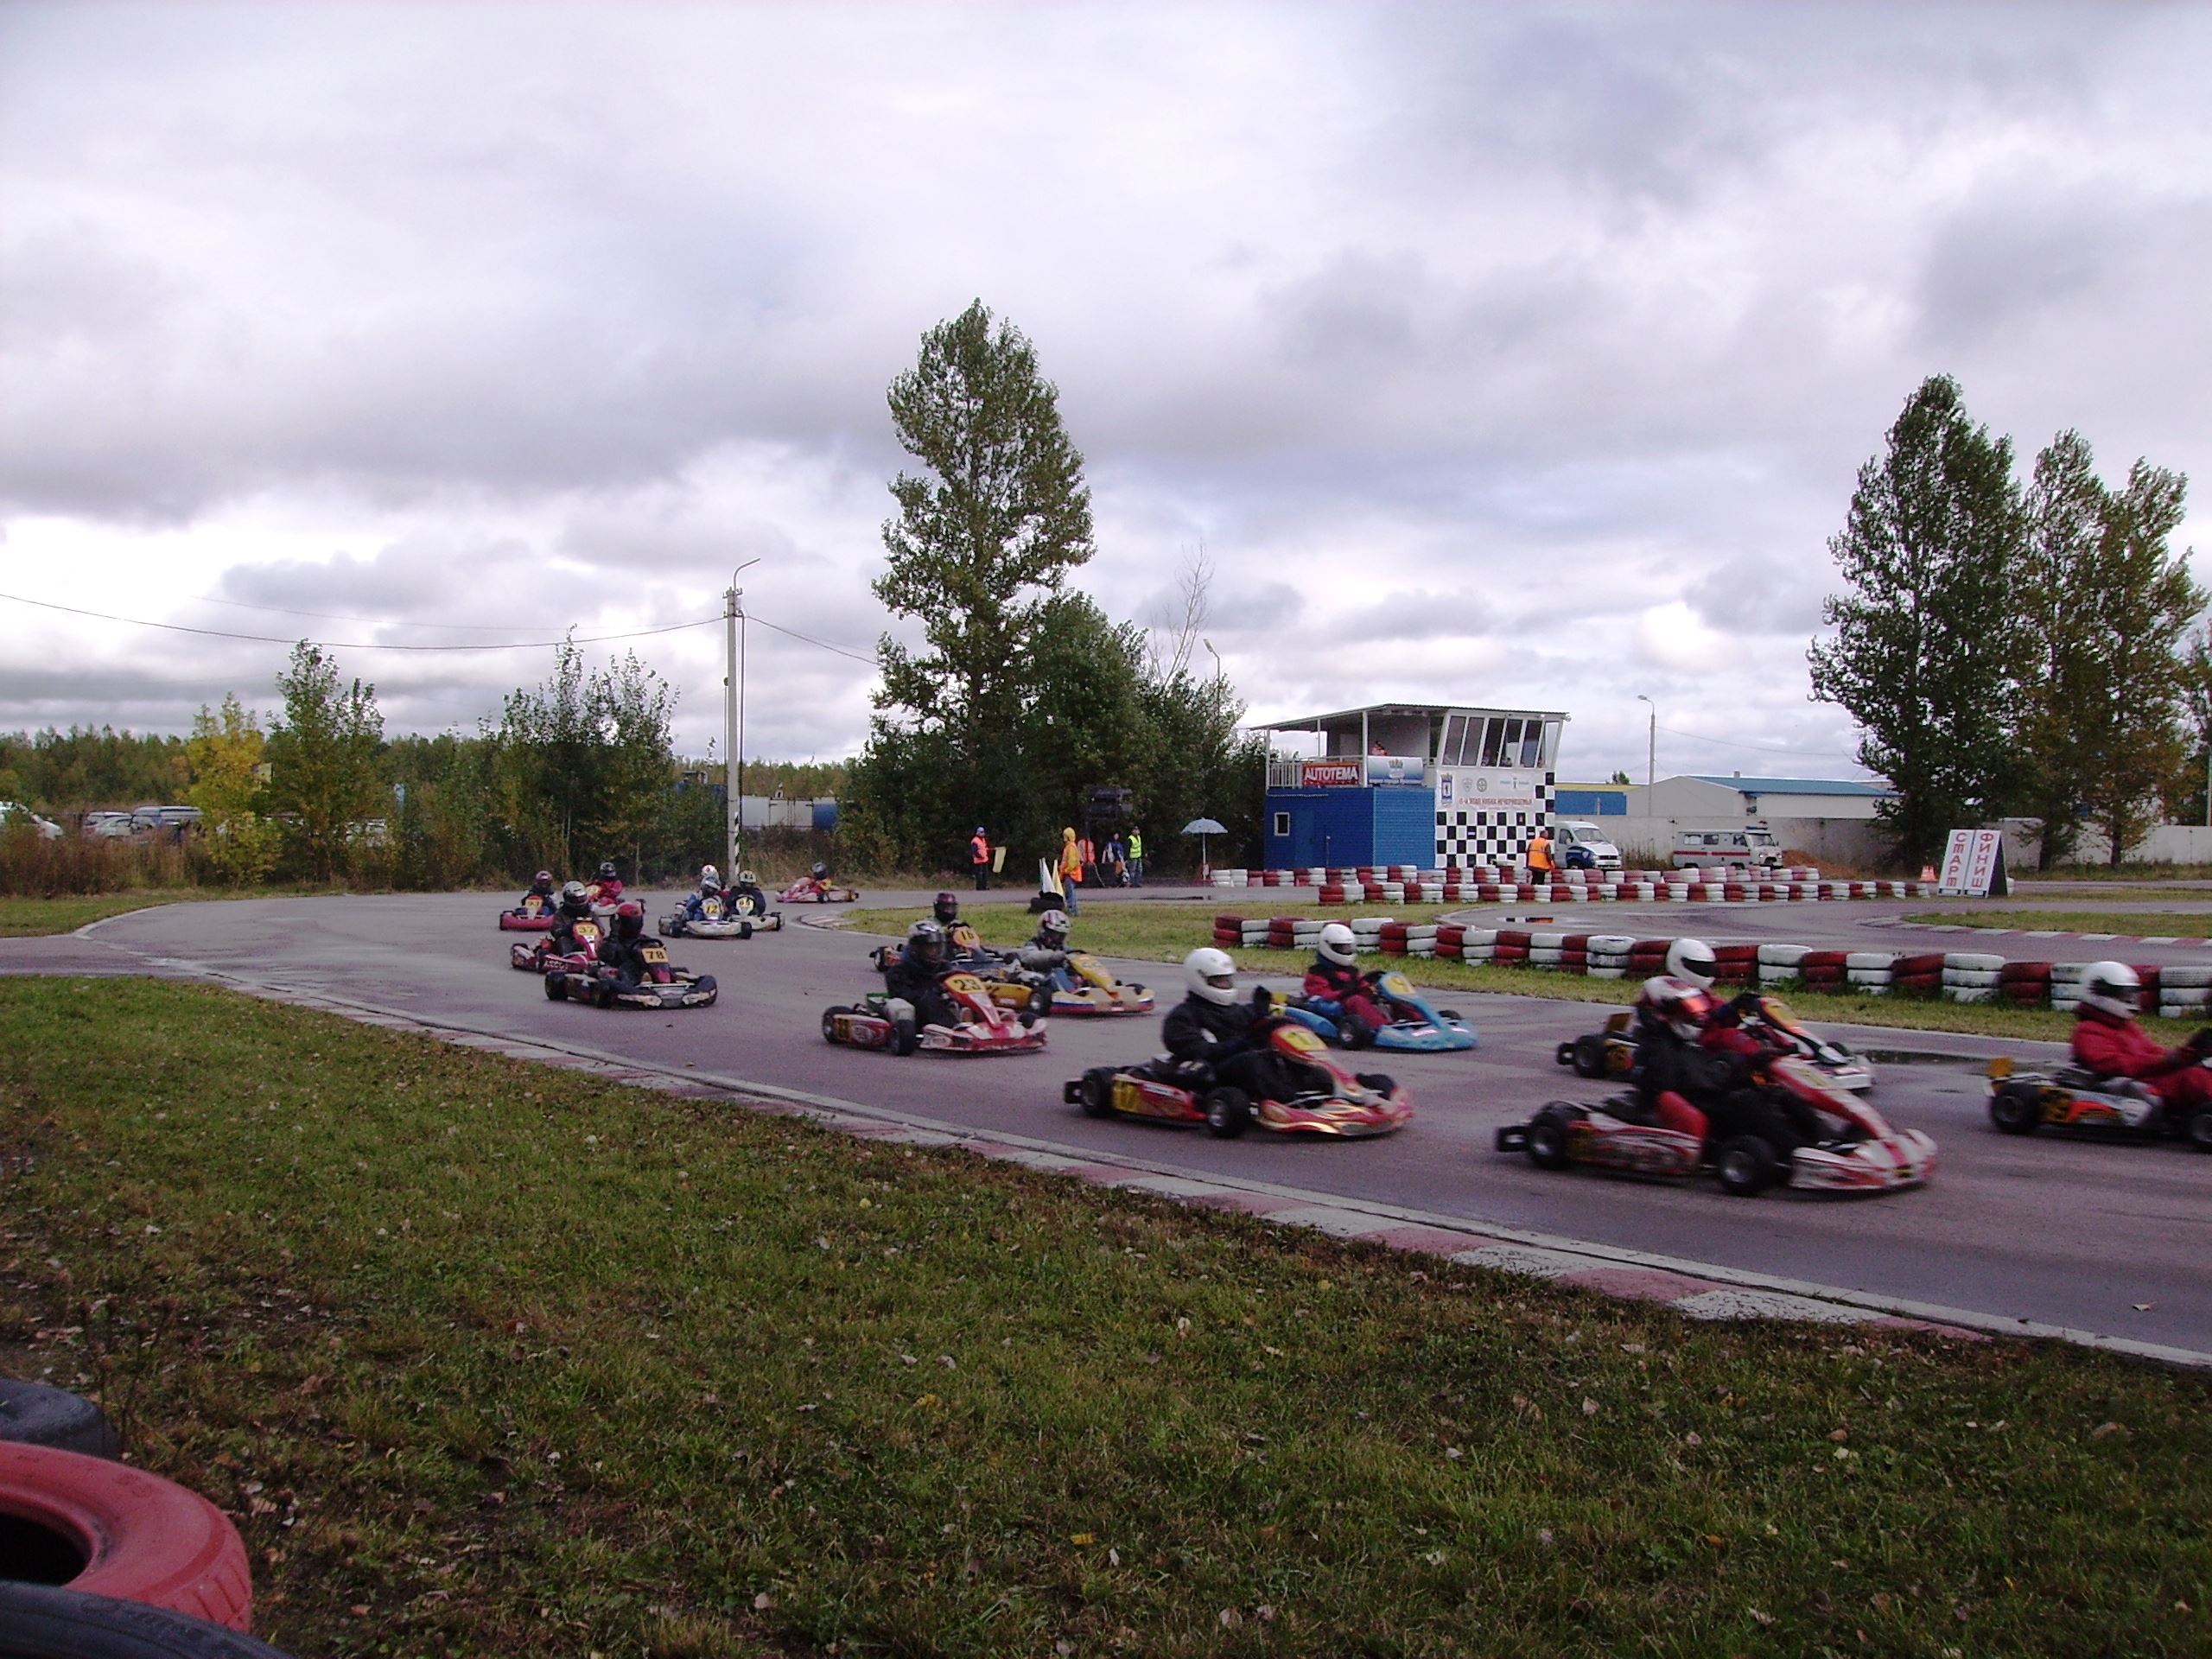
left=1688, top=775, right=1894, bottom=798
left=1256, top=702, right=1570, bottom=732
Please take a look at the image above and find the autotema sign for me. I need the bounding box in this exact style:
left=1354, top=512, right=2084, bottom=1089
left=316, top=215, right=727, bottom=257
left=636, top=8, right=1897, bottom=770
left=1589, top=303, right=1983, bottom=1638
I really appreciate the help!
left=1300, top=760, right=1364, bottom=788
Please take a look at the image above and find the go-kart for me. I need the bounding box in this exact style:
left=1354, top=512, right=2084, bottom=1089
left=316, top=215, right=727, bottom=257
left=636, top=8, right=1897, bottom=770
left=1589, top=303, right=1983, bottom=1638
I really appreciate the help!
left=545, top=939, right=719, bottom=1010
left=1985, top=1056, right=2212, bottom=1149
left=1281, top=970, right=1476, bottom=1052
left=659, top=893, right=755, bottom=940
left=1557, top=995, right=1872, bottom=1091
left=821, top=970, right=1049, bottom=1056
left=1065, top=1016, right=1413, bottom=1138
left=511, top=917, right=603, bottom=973
left=585, top=878, right=625, bottom=917
left=1498, top=1054, right=1935, bottom=1198
left=497, top=892, right=557, bottom=931
left=782, top=876, right=859, bottom=905
left=1044, top=951, right=1155, bottom=1016
left=724, top=887, right=784, bottom=932
left=868, top=936, right=1055, bottom=1016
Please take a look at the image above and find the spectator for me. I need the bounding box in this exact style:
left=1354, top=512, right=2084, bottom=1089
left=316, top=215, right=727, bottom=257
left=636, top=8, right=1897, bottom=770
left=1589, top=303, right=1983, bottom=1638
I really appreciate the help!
left=1058, top=826, right=1084, bottom=916
left=1528, top=827, right=1556, bottom=884
left=1127, top=825, right=1146, bottom=887
left=969, top=824, right=992, bottom=892
left=1077, top=830, right=1096, bottom=887
left=1103, top=834, right=1128, bottom=887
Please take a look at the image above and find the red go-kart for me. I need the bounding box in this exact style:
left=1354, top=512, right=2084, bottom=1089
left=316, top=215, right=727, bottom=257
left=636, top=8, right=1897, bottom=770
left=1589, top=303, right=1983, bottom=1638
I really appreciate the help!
left=498, top=892, right=557, bottom=931
left=511, top=917, right=603, bottom=974
left=1498, top=1054, right=1935, bottom=1198
left=782, top=875, right=860, bottom=905
left=821, top=971, right=1047, bottom=1056
left=584, top=878, right=625, bottom=917
left=546, top=939, right=718, bottom=1010
left=1066, top=1016, right=1413, bottom=1138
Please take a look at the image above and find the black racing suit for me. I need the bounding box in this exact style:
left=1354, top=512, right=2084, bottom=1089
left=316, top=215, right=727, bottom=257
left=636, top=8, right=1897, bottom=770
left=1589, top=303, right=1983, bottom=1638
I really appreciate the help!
left=884, top=949, right=961, bottom=1031
left=1162, top=994, right=1294, bottom=1103
left=598, top=931, right=664, bottom=985
left=548, top=906, right=597, bottom=958
left=728, top=881, right=771, bottom=917
left=1635, top=1018, right=1816, bottom=1154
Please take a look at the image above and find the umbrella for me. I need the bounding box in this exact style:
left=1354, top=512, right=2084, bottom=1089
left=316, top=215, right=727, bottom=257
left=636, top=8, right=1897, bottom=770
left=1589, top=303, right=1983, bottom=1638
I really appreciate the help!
left=1182, top=817, right=1229, bottom=875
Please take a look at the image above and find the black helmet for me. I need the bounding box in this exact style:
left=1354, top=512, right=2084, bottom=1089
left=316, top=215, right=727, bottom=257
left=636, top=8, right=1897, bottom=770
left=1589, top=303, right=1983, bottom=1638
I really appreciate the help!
left=531, top=869, right=554, bottom=893
left=907, top=919, right=946, bottom=965
left=811, top=861, right=829, bottom=880
left=559, top=880, right=591, bottom=915
left=616, top=900, right=645, bottom=941
left=933, top=890, right=960, bottom=925
left=597, top=861, right=619, bottom=881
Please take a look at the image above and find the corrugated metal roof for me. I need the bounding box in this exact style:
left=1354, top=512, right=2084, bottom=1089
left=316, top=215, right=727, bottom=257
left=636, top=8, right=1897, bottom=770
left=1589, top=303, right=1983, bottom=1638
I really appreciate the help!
left=1688, top=775, right=1894, bottom=798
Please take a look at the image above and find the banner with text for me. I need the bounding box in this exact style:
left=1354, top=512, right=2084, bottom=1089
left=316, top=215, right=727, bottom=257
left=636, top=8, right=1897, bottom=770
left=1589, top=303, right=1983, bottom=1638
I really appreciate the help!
left=1936, top=829, right=2005, bottom=897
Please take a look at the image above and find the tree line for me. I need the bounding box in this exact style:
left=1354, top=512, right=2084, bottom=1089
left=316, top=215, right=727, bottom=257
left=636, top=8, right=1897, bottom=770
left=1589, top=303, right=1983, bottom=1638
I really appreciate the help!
left=1810, top=373, right=2204, bottom=868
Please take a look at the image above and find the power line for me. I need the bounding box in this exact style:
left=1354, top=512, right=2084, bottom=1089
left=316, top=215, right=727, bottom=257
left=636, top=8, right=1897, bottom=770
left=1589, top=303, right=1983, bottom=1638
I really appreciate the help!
left=0, top=590, right=718, bottom=652
left=745, top=612, right=884, bottom=668
left=180, top=592, right=550, bottom=632
left=1654, top=721, right=1857, bottom=762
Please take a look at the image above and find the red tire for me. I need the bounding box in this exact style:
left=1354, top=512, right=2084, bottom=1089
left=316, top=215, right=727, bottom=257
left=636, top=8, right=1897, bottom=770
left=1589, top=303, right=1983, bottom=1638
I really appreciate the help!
left=0, top=1443, right=252, bottom=1632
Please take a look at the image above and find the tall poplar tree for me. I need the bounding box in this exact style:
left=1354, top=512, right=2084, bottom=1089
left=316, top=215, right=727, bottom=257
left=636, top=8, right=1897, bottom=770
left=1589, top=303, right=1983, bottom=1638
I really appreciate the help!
left=2015, top=431, right=2107, bottom=868
left=870, top=300, right=1095, bottom=847
left=267, top=643, right=385, bottom=881
left=1808, top=375, right=2027, bottom=866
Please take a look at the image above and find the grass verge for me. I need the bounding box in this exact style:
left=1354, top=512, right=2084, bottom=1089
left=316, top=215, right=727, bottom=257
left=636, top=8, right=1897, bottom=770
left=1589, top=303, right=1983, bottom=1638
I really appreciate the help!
left=855, top=906, right=2084, bottom=1045
left=3, top=977, right=2208, bottom=1656
left=1903, top=909, right=2212, bottom=938
left=0, top=891, right=196, bottom=936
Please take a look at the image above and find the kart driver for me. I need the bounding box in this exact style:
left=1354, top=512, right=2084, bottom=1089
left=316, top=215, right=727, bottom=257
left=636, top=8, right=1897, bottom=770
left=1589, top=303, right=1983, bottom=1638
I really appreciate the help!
left=524, top=869, right=556, bottom=906
left=597, top=901, right=659, bottom=982
left=1163, top=948, right=1293, bottom=1103
left=683, top=865, right=726, bottom=920
left=884, top=919, right=963, bottom=1033
left=1014, top=909, right=1073, bottom=978
left=1302, top=923, right=1389, bottom=1043
left=2069, top=962, right=2212, bottom=1123
left=931, top=891, right=995, bottom=964
left=728, top=868, right=771, bottom=915
left=590, top=861, right=624, bottom=903
left=549, top=881, right=598, bottom=956
left=1632, top=961, right=1817, bottom=1154
left=804, top=861, right=832, bottom=893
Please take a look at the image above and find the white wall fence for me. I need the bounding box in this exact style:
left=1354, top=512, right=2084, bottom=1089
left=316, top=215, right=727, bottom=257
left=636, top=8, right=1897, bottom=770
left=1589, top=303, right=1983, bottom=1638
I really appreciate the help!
left=1999, top=818, right=2212, bottom=868
left=1595, top=817, right=1893, bottom=869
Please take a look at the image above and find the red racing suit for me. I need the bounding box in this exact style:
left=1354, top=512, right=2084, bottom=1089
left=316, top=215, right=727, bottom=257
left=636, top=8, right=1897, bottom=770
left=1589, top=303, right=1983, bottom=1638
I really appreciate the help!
left=1302, top=957, right=1388, bottom=1033
left=2070, top=1006, right=2212, bottom=1112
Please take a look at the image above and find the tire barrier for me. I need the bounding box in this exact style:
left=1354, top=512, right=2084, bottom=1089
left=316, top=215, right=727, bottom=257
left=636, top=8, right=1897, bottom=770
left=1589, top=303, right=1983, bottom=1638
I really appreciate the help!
left=1217, top=868, right=1963, bottom=901
left=0, top=1443, right=253, bottom=1632
left=0, top=1380, right=120, bottom=1461
left=0, top=1583, right=295, bottom=1659
left=1212, top=916, right=2171, bottom=1010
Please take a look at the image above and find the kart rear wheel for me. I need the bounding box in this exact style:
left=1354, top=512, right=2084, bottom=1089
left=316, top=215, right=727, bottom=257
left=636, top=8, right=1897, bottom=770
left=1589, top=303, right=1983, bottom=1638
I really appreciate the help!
left=594, top=980, right=616, bottom=1010
left=1202, top=1086, right=1252, bottom=1138
left=1077, top=1069, right=1116, bottom=1119
left=2185, top=1108, right=2212, bottom=1154
left=1524, top=1106, right=1574, bottom=1171
left=1436, top=1008, right=1463, bottom=1022
left=544, top=975, right=567, bottom=1001
left=1570, top=1035, right=1606, bottom=1079
left=1987, top=1085, right=2042, bottom=1135
left=1356, top=1072, right=1396, bottom=1096
left=892, top=1018, right=919, bottom=1058
left=1715, top=1135, right=1779, bottom=1197
left=822, top=1007, right=848, bottom=1044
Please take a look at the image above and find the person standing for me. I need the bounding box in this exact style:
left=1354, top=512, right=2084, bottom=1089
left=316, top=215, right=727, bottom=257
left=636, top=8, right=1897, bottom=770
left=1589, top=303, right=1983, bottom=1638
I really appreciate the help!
left=969, top=824, right=992, bottom=891
left=1077, top=830, right=1097, bottom=887
left=1127, top=824, right=1145, bottom=887
left=1528, top=826, right=1556, bottom=884
left=1058, top=826, right=1084, bottom=916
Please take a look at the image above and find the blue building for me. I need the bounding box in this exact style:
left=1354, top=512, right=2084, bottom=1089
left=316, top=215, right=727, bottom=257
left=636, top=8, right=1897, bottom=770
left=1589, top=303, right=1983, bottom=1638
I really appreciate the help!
left=1257, top=702, right=1569, bottom=870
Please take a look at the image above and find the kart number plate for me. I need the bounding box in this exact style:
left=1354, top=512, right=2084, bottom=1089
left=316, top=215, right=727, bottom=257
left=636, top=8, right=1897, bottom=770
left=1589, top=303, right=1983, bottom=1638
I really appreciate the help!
left=1379, top=972, right=1413, bottom=996
left=944, top=973, right=985, bottom=994
left=575, top=922, right=601, bottom=941
left=703, top=900, right=722, bottom=918
left=641, top=946, right=669, bottom=964
left=1279, top=1027, right=1325, bottom=1056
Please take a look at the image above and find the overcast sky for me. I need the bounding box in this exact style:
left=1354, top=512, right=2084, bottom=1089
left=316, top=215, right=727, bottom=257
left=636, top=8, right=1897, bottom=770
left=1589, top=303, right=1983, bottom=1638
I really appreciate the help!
left=3, top=2, right=2208, bottom=785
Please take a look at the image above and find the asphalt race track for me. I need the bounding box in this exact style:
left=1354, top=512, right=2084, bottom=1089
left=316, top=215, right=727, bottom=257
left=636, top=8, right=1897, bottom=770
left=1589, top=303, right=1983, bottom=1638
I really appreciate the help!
left=20, top=890, right=2212, bottom=1357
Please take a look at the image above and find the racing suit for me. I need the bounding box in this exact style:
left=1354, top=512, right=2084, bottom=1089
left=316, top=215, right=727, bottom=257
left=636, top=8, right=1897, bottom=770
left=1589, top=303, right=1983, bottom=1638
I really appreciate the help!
left=1163, top=993, right=1292, bottom=1103
left=1301, top=957, right=1387, bottom=1038
left=2071, top=1006, right=2212, bottom=1118
left=681, top=886, right=726, bottom=922
left=728, top=880, right=771, bottom=916
left=598, top=931, right=664, bottom=985
left=549, top=905, right=598, bottom=958
left=1633, top=1017, right=1814, bottom=1151
left=884, top=948, right=962, bottom=1032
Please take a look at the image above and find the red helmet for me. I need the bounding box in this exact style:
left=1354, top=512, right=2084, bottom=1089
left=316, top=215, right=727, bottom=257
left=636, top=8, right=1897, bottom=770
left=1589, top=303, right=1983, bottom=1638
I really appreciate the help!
left=615, top=900, right=645, bottom=941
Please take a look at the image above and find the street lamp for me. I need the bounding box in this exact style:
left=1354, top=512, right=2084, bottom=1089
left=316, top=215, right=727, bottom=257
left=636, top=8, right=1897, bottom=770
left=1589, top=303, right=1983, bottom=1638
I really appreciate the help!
left=1203, top=638, right=1223, bottom=683
left=725, top=558, right=761, bottom=879
left=1635, top=694, right=1655, bottom=816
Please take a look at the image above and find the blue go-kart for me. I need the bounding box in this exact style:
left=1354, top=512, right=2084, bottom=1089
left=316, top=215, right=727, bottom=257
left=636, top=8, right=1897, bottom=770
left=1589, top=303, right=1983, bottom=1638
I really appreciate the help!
left=1281, top=970, right=1479, bottom=1052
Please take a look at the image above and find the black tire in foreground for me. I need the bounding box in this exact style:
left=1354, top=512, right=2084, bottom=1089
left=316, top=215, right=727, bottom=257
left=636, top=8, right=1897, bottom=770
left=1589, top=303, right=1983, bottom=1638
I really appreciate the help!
left=1715, top=1135, right=1780, bottom=1198
left=1986, top=1085, right=2042, bottom=1135
left=1202, top=1086, right=1252, bottom=1138
left=1077, top=1069, right=1115, bottom=1119
left=0, top=1379, right=119, bottom=1460
left=0, top=1585, right=293, bottom=1659
left=1524, top=1105, right=1575, bottom=1170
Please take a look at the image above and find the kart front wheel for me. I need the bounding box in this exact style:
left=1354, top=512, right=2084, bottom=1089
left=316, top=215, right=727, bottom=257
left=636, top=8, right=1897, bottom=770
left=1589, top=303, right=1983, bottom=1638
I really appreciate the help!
left=544, top=975, right=567, bottom=1001
left=892, top=1018, right=920, bottom=1058
left=822, top=1007, right=848, bottom=1044
left=1715, top=1135, right=1779, bottom=1197
left=1570, top=1035, right=1606, bottom=1079
left=1524, top=1106, right=1574, bottom=1171
left=2185, top=1108, right=2212, bottom=1154
left=1077, top=1069, right=1116, bottom=1119
left=1203, top=1086, right=1252, bottom=1138
left=594, top=979, right=616, bottom=1010
left=1987, top=1085, right=2042, bottom=1135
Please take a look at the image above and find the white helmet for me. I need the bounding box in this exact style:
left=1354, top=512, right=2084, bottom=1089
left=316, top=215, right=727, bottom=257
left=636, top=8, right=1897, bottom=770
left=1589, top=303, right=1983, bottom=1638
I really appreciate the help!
left=1184, top=946, right=1238, bottom=1006
left=2082, top=961, right=2141, bottom=1019
left=1036, top=909, right=1070, bottom=947
left=701, top=864, right=721, bottom=888
left=1665, top=938, right=1718, bottom=988
left=1318, top=922, right=1358, bottom=967
left=738, top=869, right=756, bottom=886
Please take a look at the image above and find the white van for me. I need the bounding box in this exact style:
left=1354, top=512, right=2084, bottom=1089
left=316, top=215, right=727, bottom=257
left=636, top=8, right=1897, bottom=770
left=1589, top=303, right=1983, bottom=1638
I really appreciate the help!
left=1554, top=819, right=1622, bottom=870
left=1670, top=824, right=1783, bottom=870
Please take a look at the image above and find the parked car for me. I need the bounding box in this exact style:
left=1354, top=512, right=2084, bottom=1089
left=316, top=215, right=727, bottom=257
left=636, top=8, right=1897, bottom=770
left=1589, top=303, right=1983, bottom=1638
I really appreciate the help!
left=0, top=801, right=63, bottom=839
left=1554, top=819, right=1623, bottom=870
left=82, top=810, right=135, bottom=838
left=1670, top=824, right=1783, bottom=870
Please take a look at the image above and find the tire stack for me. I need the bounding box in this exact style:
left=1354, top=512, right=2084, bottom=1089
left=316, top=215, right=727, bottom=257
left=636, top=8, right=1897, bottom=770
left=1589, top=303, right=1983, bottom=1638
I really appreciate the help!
left=1211, top=913, right=1244, bottom=948
left=1586, top=934, right=1637, bottom=979
left=1492, top=926, right=1530, bottom=966
left=1712, top=942, right=1758, bottom=984
left=1845, top=950, right=1897, bottom=995
left=1318, top=880, right=1351, bottom=905
left=1404, top=921, right=1440, bottom=957
left=1265, top=915, right=1301, bottom=951
left=1370, top=878, right=1406, bottom=903
left=1892, top=953, right=1947, bottom=996
left=1999, top=959, right=2052, bottom=1007
left=1240, top=917, right=1273, bottom=950
left=1458, top=925, right=1497, bottom=963
left=1798, top=949, right=1848, bottom=991
left=1377, top=920, right=1409, bottom=956
left=1433, top=924, right=1465, bottom=960
left=1557, top=932, right=1592, bottom=973
left=1758, top=943, right=1808, bottom=988
left=2160, top=965, right=2212, bottom=1019
left=2049, top=961, right=2088, bottom=1013
left=1349, top=916, right=1388, bottom=955
left=1291, top=918, right=1324, bottom=957
left=2136, top=964, right=2164, bottom=1014
left=1625, top=938, right=1671, bottom=980
left=1528, top=930, right=1566, bottom=968
left=1942, top=950, right=2005, bottom=1002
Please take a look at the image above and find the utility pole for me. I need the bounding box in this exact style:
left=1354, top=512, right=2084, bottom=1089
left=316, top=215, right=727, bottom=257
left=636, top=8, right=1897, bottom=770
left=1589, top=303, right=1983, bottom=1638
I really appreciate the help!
left=724, top=559, right=760, bottom=878
left=1636, top=694, right=1655, bottom=815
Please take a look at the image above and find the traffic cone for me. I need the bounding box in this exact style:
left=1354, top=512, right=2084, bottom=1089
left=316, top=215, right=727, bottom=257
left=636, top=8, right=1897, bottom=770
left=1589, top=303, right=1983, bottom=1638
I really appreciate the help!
left=1919, top=864, right=1936, bottom=882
